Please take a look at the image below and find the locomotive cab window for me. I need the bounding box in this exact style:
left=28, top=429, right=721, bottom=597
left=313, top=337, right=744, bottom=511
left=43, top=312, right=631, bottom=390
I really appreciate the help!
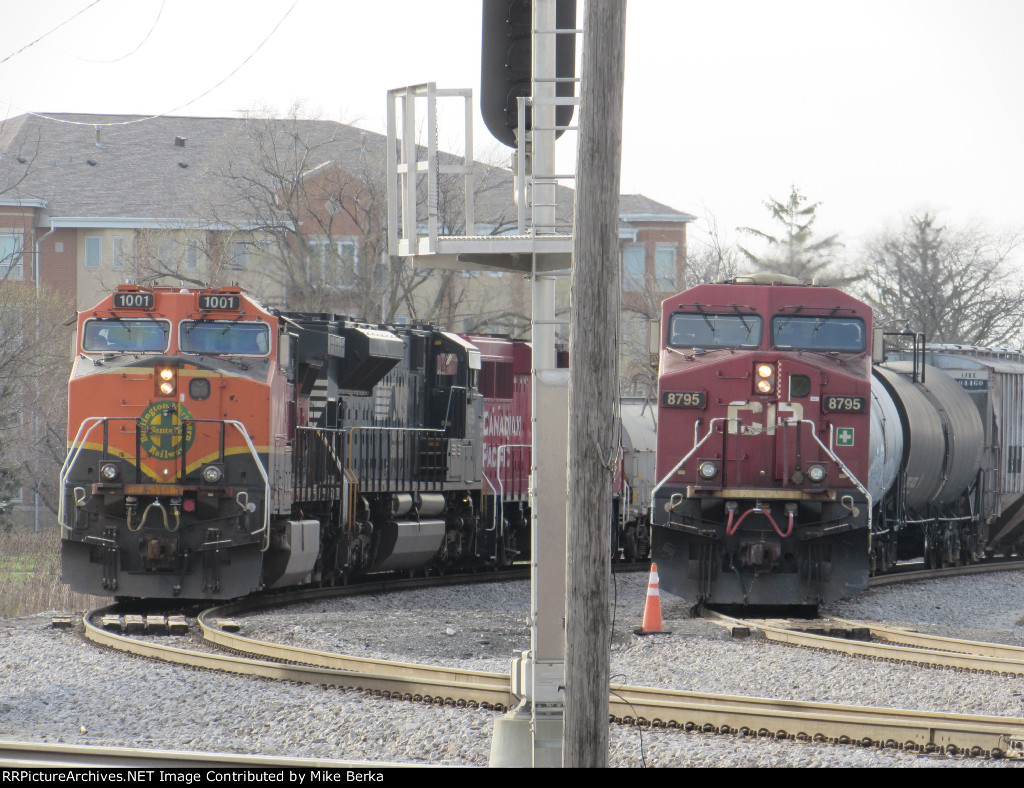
left=479, top=360, right=514, bottom=399
left=436, top=353, right=459, bottom=376
left=668, top=312, right=762, bottom=349
left=82, top=318, right=170, bottom=353
left=180, top=321, right=271, bottom=356
left=771, top=315, right=866, bottom=353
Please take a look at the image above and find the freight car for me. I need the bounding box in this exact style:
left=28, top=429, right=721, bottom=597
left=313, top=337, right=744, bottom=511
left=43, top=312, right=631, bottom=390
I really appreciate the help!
left=649, top=275, right=1021, bottom=608
left=59, top=285, right=653, bottom=600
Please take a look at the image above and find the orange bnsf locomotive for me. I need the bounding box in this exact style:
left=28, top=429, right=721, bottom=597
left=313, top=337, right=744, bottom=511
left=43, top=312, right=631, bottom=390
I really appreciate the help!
left=60, top=285, right=654, bottom=600
left=650, top=275, right=1023, bottom=607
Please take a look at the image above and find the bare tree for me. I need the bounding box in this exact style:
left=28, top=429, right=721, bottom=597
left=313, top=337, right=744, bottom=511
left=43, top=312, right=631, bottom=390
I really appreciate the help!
left=686, top=208, right=742, bottom=286
left=0, top=283, right=74, bottom=523
left=737, top=185, right=857, bottom=286
left=164, top=105, right=525, bottom=328
left=861, top=213, right=1024, bottom=346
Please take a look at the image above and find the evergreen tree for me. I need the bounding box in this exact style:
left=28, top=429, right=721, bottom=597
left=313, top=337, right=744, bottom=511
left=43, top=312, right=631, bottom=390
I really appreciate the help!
left=737, top=185, right=858, bottom=286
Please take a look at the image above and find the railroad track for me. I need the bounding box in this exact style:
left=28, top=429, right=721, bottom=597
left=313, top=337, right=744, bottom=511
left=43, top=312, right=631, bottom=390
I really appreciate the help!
left=869, top=557, right=1024, bottom=587
left=80, top=580, right=1024, bottom=760
left=0, top=740, right=400, bottom=769
left=705, top=612, right=1024, bottom=677
left=84, top=571, right=525, bottom=710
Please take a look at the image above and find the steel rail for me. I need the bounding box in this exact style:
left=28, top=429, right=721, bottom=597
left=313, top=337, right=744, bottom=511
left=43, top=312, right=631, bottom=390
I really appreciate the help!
left=869, top=559, right=1024, bottom=587
left=608, top=684, right=1024, bottom=757
left=197, top=608, right=511, bottom=698
left=83, top=607, right=514, bottom=709
left=87, top=612, right=1024, bottom=758
left=706, top=612, right=1024, bottom=676
left=0, top=740, right=407, bottom=769
left=832, top=617, right=1024, bottom=663
left=79, top=560, right=1024, bottom=760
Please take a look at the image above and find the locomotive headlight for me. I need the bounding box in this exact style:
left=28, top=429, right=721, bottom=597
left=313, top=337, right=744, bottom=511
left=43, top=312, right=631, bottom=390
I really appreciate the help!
left=201, top=464, right=224, bottom=484
left=99, top=462, right=120, bottom=482
left=698, top=461, right=719, bottom=480
left=155, top=365, right=177, bottom=397
left=755, top=363, right=775, bottom=394
left=807, top=464, right=827, bottom=484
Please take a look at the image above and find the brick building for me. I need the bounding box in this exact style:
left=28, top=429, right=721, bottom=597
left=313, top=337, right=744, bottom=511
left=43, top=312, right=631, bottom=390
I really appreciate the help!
left=0, top=112, right=693, bottom=320
left=0, top=111, right=694, bottom=524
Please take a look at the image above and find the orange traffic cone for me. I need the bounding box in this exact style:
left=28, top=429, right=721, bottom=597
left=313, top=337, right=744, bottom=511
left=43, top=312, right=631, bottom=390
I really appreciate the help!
left=634, top=563, right=669, bottom=635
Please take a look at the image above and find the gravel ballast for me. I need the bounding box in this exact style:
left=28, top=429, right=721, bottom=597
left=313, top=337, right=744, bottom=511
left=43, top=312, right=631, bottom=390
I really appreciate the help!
left=3, top=570, right=1024, bottom=767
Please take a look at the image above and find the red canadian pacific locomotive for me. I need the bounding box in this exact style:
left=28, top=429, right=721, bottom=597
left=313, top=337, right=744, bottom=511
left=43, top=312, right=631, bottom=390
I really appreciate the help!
left=651, top=275, right=1024, bottom=607
left=60, top=285, right=654, bottom=600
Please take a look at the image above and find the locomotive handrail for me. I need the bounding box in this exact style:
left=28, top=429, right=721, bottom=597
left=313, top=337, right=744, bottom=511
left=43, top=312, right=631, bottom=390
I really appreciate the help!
left=59, top=416, right=114, bottom=536
left=496, top=443, right=530, bottom=556
left=649, top=417, right=739, bottom=516
left=59, top=416, right=270, bottom=550
left=345, top=425, right=450, bottom=492
left=345, top=425, right=447, bottom=470
left=479, top=471, right=500, bottom=561
left=442, top=385, right=470, bottom=436
left=905, top=514, right=974, bottom=524
left=800, top=418, right=873, bottom=538
left=621, top=480, right=631, bottom=534
left=221, top=420, right=271, bottom=551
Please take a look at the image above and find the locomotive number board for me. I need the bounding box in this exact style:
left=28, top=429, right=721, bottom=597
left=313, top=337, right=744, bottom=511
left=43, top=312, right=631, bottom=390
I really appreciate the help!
left=112, top=293, right=154, bottom=309
left=198, top=294, right=240, bottom=311
left=662, top=391, right=706, bottom=408
left=823, top=395, right=866, bottom=413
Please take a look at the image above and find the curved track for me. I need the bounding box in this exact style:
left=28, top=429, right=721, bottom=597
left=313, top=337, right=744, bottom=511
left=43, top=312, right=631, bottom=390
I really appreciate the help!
left=706, top=612, right=1024, bottom=677
left=80, top=565, right=1024, bottom=760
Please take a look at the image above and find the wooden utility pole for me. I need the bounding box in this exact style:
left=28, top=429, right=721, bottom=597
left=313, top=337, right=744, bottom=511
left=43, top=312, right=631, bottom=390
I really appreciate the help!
left=564, top=0, right=627, bottom=768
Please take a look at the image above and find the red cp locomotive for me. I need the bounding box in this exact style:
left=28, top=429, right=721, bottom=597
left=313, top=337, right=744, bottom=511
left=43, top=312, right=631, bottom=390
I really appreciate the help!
left=651, top=276, right=874, bottom=606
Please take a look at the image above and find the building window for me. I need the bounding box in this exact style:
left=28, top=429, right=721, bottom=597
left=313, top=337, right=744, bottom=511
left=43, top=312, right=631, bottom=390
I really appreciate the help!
left=158, top=239, right=177, bottom=265
left=312, top=239, right=359, bottom=285
left=654, top=243, right=678, bottom=292
left=622, top=244, right=646, bottom=292
left=112, top=236, right=127, bottom=270
left=0, top=233, right=24, bottom=280
left=185, top=239, right=201, bottom=270
left=85, top=236, right=102, bottom=269
left=339, top=240, right=359, bottom=275
left=231, top=242, right=249, bottom=270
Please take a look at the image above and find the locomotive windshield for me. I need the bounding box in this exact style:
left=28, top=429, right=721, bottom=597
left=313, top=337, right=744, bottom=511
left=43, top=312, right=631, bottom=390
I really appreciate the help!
left=668, top=312, right=762, bottom=349
left=180, top=321, right=271, bottom=356
left=771, top=315, right=866, bottom=352
left=82, top=318, right=170, bottom=353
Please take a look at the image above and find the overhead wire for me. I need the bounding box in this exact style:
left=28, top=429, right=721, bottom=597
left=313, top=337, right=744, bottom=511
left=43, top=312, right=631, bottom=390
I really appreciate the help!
left=0, top=0, right=105, bottom=66
left=56, top=0, right=167, bottom=64
left=6, top=0, right=301, bottom=128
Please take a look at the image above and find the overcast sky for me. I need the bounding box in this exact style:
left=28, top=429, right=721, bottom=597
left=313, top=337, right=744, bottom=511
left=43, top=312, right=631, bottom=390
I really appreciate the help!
left=2, top=0, right=1022, bottom=256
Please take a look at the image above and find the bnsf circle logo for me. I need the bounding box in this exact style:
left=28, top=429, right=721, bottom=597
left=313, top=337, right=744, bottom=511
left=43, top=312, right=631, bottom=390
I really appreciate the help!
left=139, top=402, right=196, bottom=460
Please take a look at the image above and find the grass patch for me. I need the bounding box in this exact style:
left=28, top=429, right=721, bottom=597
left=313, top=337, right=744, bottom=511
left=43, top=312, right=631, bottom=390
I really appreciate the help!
left=0, top=527, right=106, bottom=618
